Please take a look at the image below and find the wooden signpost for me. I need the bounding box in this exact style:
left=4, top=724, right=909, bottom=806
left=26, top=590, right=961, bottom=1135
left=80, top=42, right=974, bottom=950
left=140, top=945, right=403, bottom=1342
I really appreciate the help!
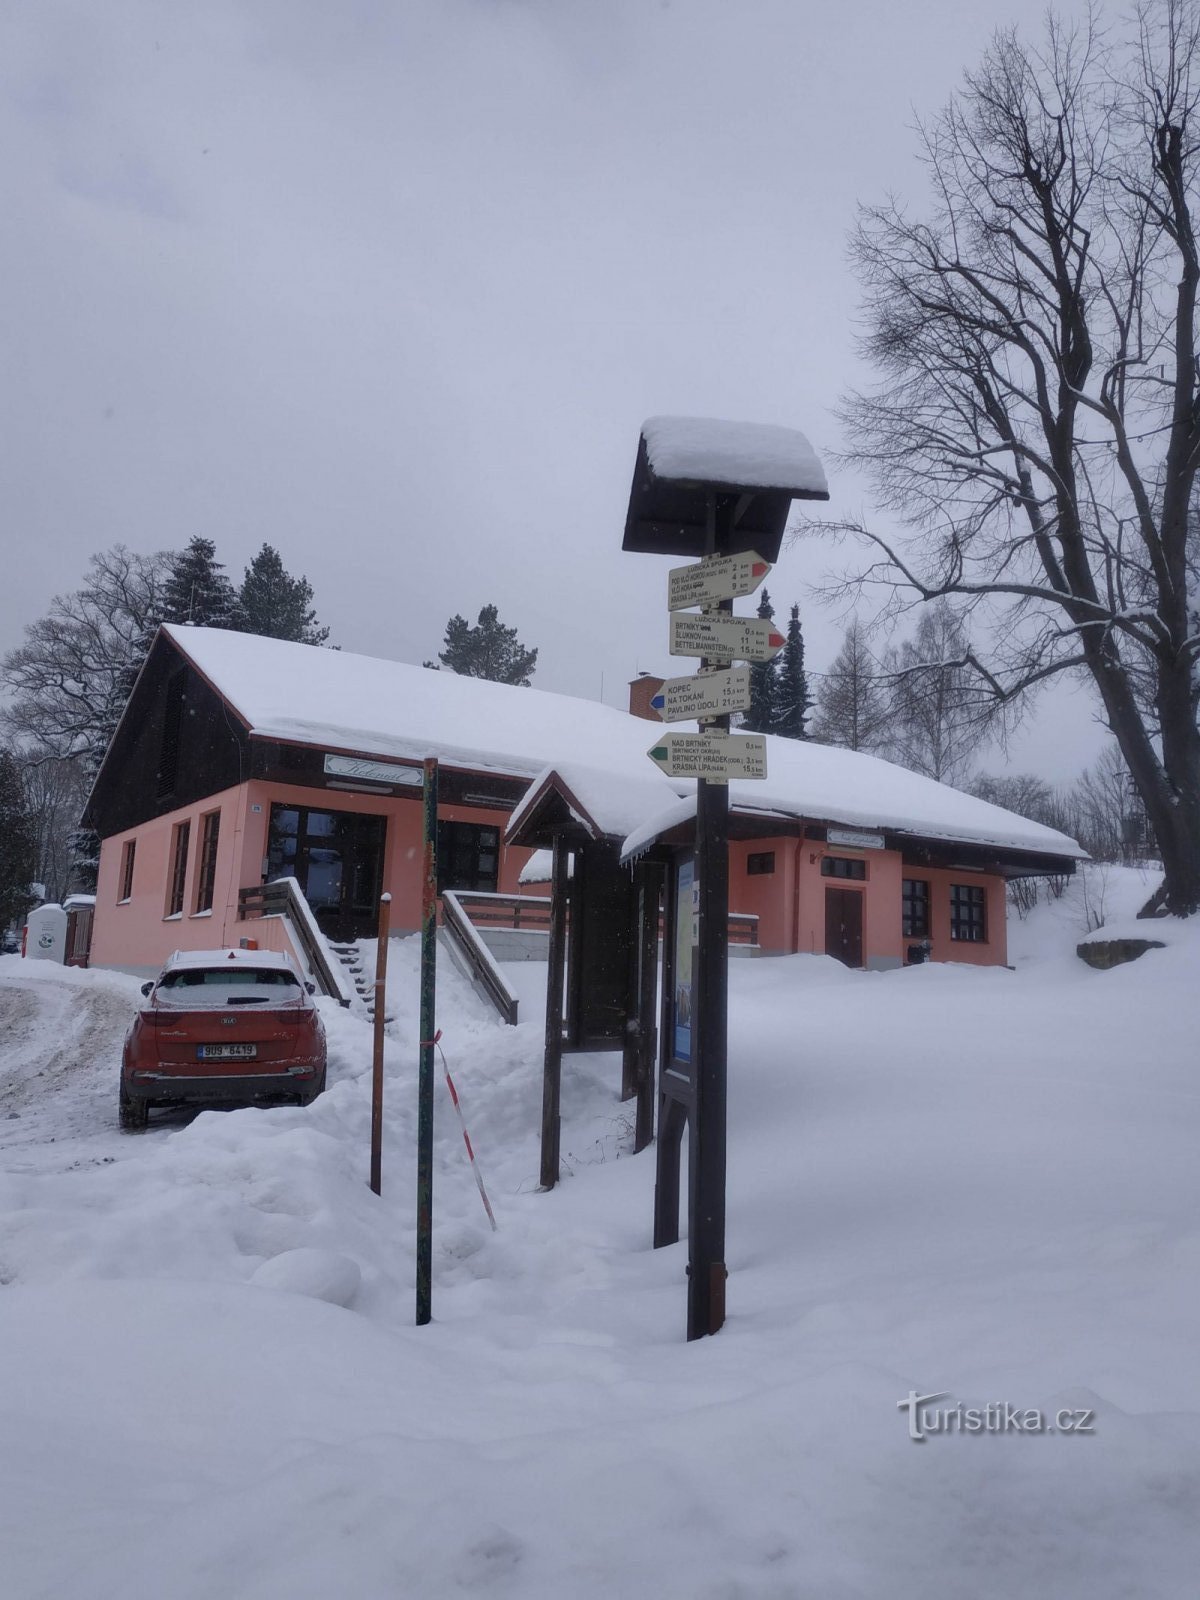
left=668, top=611, right=785, bottom=663
left=650, top=665, right=752, bottom=723
left=648, top=532, right=774, bottom=1341
left=667, top=551, right=771, bottom=611
left=647, top=731, right=767, bottom=782
left=622, top=414, right=828, bottom=1343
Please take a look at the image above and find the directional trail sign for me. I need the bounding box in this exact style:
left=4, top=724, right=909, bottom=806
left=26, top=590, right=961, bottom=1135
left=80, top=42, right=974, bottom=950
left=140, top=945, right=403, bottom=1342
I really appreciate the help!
left=646, top=731, right=767, bottom=782
left=651, top=665, right=752, bottom=724
left=668, top=551, right=771, bottom=612
left=669, top=611, right=785, bottom=664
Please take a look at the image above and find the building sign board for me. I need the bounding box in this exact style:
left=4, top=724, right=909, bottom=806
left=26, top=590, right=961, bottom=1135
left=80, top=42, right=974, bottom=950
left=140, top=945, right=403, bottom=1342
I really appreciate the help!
left=668, top=611, right=785, bottom=663
left=323, top=754, right=423, bottom=787
left=826, top=826, right=886, bottom=851
left=647, top=731, right=767, bottom=782
left=667, top=551, right=771, bottom=611
left=650, top=665, right=752, bottom=723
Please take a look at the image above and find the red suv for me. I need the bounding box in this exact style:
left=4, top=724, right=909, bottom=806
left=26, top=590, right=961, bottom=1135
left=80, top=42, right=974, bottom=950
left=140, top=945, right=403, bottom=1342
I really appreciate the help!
left=120, top=949, right=327, bottom=1129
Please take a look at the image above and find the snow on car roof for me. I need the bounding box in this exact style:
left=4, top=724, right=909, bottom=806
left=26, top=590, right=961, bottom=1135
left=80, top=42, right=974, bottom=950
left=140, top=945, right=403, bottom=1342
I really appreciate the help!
left=161, top=949, right=300, bottom=974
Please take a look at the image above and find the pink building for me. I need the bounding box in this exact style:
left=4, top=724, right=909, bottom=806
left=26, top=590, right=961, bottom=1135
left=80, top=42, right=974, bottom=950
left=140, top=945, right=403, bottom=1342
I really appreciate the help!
left=83, top=627, right=1083, bottom=985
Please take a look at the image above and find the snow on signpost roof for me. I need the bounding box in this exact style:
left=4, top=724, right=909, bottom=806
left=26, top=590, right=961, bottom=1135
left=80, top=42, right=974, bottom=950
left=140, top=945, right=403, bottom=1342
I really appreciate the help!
left=164, top=624, right=1082, bottom=863
left=642, top=416, right=828, bottom=497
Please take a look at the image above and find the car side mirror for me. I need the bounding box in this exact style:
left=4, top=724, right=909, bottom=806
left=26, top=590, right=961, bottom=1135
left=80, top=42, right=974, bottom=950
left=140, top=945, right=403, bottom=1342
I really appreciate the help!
left=305, top=981, right=316, bottom=995
left=140, top=980, right=155, bottom=997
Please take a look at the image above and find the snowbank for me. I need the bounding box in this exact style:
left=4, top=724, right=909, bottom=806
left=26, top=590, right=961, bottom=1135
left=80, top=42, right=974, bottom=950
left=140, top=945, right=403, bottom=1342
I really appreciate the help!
left=2, top=916, right=1198, bottom=1596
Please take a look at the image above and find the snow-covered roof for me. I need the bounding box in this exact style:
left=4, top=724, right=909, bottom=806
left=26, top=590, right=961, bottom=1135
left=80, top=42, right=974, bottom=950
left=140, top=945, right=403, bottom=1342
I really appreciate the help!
left=642, top=416, right=828, bottom=498
left=165, top=624, right=656, bottom=782
left=506, top=759, right=682, bottom=844
left=164, top=625, right=1083, bottom=863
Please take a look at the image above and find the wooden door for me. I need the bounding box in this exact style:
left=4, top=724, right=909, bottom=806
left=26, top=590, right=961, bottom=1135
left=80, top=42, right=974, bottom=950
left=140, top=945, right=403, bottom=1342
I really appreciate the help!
left=824, top=887, right=864, bottom=968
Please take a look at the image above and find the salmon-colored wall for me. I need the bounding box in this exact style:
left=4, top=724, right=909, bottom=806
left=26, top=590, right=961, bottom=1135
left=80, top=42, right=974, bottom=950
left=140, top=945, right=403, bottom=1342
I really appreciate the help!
left=727, top=836, right=1008, bottom=968
left=92, top=778, right=540, bottom=969
left=92, top=784, right=252, bottom=971
left=728, top=837, right=802, bottom=952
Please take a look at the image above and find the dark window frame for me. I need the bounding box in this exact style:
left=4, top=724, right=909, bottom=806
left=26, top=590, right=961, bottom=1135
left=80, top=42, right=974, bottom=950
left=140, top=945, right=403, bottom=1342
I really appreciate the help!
left=820, top=855, right=867, bottom=881
left=902, top=878, right=930, bottom=938
left=166, top=820, right=191, bottom=917
left=950, top=882, right=987, bottom=942
left=118, top=839, right=136, bottom=902
left=194, top=810, right=221, bottom=913
left=436, top=820, right=500, bottom=893
left=746, top=851, right=776, bottom=877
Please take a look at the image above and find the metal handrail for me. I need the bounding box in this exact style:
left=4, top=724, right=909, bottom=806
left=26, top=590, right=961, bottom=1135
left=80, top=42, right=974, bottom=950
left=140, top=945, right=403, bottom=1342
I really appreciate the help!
left=440, top=890, right=519, bottom=1025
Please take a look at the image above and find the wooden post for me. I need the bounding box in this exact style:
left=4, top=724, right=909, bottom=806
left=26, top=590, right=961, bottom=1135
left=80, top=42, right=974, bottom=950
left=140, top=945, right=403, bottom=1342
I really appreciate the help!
left=539, top=833, right=570, bottom=1189
left=633, top=860, right=660, bottom=1154
left=416, top=757, right=438, bottom=1326
left=369, top=891, right=392, bottom=1196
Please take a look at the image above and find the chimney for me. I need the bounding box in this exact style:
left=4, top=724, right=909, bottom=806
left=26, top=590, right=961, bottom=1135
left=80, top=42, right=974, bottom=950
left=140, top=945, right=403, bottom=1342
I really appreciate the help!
left=628, top=672, right=665, bottom=722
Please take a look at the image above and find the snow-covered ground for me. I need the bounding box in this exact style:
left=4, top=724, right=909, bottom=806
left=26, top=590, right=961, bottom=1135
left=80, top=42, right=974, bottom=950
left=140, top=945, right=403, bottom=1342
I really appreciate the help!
left=2, top=880, right=1198, bottom=1599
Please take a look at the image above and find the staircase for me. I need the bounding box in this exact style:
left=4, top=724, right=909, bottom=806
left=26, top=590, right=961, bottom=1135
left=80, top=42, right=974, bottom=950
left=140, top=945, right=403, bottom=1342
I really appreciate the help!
left=328, top=939, right=394, bottom=1025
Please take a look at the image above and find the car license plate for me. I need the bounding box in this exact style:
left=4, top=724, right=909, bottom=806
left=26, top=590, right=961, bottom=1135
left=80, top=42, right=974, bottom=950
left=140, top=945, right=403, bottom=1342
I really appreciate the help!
left=197, top=1043, right=258, bottom=1061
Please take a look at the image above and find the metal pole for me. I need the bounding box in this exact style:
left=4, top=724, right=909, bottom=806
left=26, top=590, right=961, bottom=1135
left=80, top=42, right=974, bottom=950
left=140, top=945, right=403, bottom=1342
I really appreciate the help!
left=416, top=757, right=438, bottom=1326
left=369, top=891, right=392, bottom=1196
left=688, top=493, right=730, bottom=1340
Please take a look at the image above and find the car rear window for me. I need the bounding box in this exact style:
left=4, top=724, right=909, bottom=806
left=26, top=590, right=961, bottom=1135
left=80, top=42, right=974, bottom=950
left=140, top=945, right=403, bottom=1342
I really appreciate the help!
left=159, top=967, right=300, bottom=990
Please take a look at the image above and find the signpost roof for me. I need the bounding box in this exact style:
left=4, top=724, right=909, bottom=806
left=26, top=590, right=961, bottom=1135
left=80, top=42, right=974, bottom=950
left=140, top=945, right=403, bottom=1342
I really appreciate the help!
left=622, top=416, right=829, bottom=560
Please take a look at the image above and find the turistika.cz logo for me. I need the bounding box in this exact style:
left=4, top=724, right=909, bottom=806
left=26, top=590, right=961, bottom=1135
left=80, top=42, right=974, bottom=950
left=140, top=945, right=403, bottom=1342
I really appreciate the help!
left=897, top=1391, right=1096, bottom=1442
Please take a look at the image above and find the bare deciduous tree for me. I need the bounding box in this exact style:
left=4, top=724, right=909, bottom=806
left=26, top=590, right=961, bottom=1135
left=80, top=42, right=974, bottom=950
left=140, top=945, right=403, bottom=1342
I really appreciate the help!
left=879, top=600, right=993, bottom=784
left=2, top=545, right=167, bottom=758
left=802, top=5, right=1200, bottom=913
left=812, top=616, right=888, bottom=750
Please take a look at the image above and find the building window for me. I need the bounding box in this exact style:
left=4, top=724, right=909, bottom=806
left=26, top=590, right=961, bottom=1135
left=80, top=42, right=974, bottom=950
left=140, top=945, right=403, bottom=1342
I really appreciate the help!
left=194, top=811, right=221, bottom=913
left=118, top=840, right=136, bottom=902
left=902, top=878, right=930, bottom=938
left=950, top=882, right=987, bottom=942
left=166, top=820, right=191, bottom=917
left=437, top=821, right=499, bottom=893
left=820, top=855, right=867, bottom=881
left=747, top=851, right=776, bottom=876
left=157, top=671, right=185, bottom=798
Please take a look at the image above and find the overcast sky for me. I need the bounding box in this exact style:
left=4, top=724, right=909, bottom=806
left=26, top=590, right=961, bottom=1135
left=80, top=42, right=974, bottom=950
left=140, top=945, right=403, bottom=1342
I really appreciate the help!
left=2, top=0, right=1110, bottom=781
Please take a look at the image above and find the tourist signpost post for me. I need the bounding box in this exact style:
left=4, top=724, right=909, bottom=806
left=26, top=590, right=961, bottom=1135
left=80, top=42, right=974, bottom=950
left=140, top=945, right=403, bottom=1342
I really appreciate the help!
left=621, top=415, right=828, bottom=1342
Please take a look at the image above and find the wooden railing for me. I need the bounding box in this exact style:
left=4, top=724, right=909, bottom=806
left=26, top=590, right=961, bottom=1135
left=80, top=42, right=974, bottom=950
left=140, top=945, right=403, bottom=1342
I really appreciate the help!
left=237, top=878, right=352, bottom=1006
left=440, top=890, right=520, bottom=1025
left=453, top=890, right=755, bottom=947
left=449, top=890, right=552, bottom=932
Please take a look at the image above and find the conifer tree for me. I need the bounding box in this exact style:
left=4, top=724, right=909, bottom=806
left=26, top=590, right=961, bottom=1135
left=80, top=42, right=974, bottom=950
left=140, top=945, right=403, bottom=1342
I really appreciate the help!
left=741, top=589, right=779, bottom=734
left=0, top=748, right=37, bottom=931
left=239, top=544, right=330, bottom=645
left=433, top=604, right=538, bottom=685
left=773, top=604, right=811, bottom=740
left=160, top=537, right=239, bottom=629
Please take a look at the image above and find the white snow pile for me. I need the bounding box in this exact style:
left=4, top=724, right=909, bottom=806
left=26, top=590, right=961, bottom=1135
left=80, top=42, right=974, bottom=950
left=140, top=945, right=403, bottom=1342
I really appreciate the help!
left=2, top=907, right=1199, bottom=1597
left=642, top=414, right=829, bottom=497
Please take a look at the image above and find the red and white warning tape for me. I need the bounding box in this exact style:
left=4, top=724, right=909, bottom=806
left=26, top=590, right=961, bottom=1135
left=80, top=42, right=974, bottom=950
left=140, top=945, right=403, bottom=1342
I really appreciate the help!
left=427, top=1029, right=497, bottom=1232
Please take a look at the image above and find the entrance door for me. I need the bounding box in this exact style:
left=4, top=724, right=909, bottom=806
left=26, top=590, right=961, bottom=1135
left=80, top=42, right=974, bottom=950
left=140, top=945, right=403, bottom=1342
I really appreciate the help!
left=824, top=887, right=863, bottom=968
left=267, top=805, right=387, bottom=941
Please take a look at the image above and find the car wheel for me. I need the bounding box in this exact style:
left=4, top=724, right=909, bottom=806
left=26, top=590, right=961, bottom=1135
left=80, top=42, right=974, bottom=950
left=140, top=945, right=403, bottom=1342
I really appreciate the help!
left=119, top=1080, right=149, bottom=1131
left=300, top=1066, right=327, bottom=1106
